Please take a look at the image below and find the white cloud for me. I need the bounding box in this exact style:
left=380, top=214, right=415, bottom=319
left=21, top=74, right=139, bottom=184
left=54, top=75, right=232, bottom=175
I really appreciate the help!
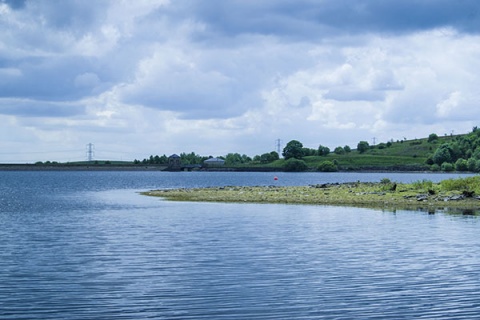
left=1, top=1, right=480, bottom=162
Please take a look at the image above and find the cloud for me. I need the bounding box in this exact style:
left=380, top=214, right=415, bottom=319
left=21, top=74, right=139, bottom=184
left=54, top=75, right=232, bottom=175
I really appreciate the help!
left=182, top=0, right=480, bottom=39
left=1, top=1, right=480, bottom=162
left=0, top=98, right=85, bottom=117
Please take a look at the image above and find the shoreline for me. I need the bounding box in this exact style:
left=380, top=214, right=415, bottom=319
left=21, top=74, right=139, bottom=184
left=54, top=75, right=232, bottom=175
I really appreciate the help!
left=0, top=163, right=464, bottom=174
left=142, top=182, right=480, bottom=213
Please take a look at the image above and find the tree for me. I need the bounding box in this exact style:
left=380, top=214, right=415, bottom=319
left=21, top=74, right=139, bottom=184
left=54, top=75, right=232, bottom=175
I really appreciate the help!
left=259, top=151, right=279, bottom=163
left=334, top=146, right=345, bottom=155
left=432, top=144, right=453, bottom=165
left=282, top=140, right=304, bottom=159
left=318, top=145, right=330, bottom=156
left=428, top=133, right=439, bottom=143
left=357, top=141, right=370, bottom=153
left=302, top=147, right=316, bottom=156
left=225, top=153, right=243, bottom=165
left=344, top=145, right=351, bottom=153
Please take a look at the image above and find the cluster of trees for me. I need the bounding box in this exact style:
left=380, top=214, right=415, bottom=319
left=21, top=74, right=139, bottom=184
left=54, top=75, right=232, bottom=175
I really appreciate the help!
left=282, top=140, right=352, bottom=160
left=427, top=127, right=480, bottom=172
left=134, top=152, right=211, bottom=165
left=135, top=152, right=273, bottom=166
left=281, top=140, right=355, bottom=172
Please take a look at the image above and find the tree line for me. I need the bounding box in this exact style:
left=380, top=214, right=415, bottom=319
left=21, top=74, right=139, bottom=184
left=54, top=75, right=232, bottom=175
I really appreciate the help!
left=134, top=126, right=480, bottom=172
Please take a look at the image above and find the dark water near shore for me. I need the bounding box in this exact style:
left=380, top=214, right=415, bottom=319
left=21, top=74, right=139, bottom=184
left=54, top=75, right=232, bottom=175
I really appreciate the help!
left=1, top=171, right=480, bottom=319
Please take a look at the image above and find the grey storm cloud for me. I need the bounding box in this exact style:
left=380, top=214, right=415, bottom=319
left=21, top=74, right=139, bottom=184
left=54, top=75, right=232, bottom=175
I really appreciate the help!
left=181, top=0, right=480, bottom=39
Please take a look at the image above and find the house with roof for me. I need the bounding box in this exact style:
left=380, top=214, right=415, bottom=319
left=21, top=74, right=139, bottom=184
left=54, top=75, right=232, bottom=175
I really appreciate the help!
left=167, top=154, right=181, bottom=170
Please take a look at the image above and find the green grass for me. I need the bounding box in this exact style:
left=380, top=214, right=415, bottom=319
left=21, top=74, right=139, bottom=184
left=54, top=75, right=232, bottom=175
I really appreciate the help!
left=142, top=176, right=480, bottom=211
left=247, top=135, right=462, bottom=171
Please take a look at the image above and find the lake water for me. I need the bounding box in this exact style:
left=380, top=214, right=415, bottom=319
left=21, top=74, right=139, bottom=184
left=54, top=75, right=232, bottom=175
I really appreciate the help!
left=1, top=171, right=480, bottom=319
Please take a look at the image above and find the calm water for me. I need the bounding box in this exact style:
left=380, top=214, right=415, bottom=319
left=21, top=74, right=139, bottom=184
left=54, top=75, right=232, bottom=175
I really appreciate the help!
left=1, top=171, right=479, bottom=319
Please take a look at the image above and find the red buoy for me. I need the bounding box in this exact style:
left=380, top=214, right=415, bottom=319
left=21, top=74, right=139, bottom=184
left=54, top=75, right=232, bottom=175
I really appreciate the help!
left=274, top=176, right=278, bottom=181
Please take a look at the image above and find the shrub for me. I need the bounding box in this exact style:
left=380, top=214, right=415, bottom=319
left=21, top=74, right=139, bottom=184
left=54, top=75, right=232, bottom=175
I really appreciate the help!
left=379, top=178, right=397, bottom=191
left=412, top=179, right=433, bottom=191
left=441, top=162, right=454, bottom=172
left=283, top=158, right=308, bottom=172
left=317, top=161, right=338, bottom=172
left=440, top=176, right=480, bottom=193
left=455, top=159, right=468, bottom=171
left=467, top=158, right=476, bottom=172
left=431, top=164, right=441, bottom=171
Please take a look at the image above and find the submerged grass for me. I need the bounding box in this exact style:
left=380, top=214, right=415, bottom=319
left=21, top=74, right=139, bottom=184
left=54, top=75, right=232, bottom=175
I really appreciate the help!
left=142, top=176, right=480, bottom=212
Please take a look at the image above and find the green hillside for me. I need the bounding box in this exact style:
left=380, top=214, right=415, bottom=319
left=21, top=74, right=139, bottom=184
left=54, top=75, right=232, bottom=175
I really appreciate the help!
left=255, top=134, right=464, bottom=171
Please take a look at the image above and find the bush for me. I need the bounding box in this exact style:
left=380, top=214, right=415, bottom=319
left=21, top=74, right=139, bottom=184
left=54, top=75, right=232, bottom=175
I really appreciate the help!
left=431, top=164, right=441, bottom=171
left=283, top=158, right=308, bottom=172
left=412, top=179, right=433, bottom=191
left=467, top=158, right=476, bottom=172
left=441, top=162, right=454, bottom=172
left=440, top=176, right=480, bottom=193
left=455, top=159, right=468, bottom=172
left=317, top=161, right=338, bottom=172
left=425, top=156, right=434, bottom=165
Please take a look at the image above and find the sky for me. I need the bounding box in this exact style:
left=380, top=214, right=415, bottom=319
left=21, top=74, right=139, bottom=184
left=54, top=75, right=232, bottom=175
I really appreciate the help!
left=1, top=0, right=480, bottom=163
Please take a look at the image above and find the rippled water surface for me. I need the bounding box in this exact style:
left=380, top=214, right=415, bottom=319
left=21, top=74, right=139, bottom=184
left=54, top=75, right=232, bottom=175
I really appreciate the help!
left=1, top=171, right=480, bottom=319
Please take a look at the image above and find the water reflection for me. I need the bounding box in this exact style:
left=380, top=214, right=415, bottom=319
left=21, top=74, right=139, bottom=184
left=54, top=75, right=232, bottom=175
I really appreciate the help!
left=1, top=171, right=480, bottom=319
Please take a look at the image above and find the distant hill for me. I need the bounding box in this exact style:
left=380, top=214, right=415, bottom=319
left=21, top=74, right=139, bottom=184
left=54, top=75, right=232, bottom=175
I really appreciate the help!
left=254, top=133, right=470, bottom=172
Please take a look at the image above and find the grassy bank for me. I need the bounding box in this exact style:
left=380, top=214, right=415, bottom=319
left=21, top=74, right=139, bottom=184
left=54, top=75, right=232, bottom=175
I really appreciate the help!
left=142, top=176, right=480, bottom=212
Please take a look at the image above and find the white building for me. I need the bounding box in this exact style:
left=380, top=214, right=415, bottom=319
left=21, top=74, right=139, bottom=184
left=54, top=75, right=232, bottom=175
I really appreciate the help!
left=203, top=157, right=225, bottom=167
